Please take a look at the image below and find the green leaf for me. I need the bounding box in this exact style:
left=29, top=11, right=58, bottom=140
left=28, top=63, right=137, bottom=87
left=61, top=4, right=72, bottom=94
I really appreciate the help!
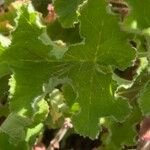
left=0, top=0, right=136, bottom=139
left=0, top=3, right=53, bottom=116
left=0, top=113, right=31, bottom=144
left=53, top=0, right=85, bottom=28
left=4, top=0, right=15, bottom=5
left=64, top=73, right=132, bottom=138
left=47, top=21, right=82, bottom=45
left=0, top=132, right=28, bottom=150
left=98, top=143, right=118, bottom=150
left=0, top=63, right=10, bottom=78
left=124, top=0, right=150, bottom=31
left=0, top=104, right=9, bottom=117
left=0, top=7, right=52, bottom=63
left=139, top=80, right=150, bottom=115
left=105, top=105, right=141, bottom=149
left=63, top=0, right=136, bottom=69
left=0, top=98, right=48, bottom=145
left=0, top=3, right=52, bottom=145
left=25, top=123, right=44, bottom=145
left=59, top=0, right=136, bottom=138
left=33, top=98, right=49, bottom=123
left=53, top=0, right=135, bottom=138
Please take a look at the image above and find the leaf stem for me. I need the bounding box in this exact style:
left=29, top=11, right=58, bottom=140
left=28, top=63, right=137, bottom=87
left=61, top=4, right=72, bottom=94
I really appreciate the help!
left=47, top=118, right=73, bottom=150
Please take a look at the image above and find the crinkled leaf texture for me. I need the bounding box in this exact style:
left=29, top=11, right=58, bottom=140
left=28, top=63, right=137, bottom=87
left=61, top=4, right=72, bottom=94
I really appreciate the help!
left=0, top=0, right=136, bottom=140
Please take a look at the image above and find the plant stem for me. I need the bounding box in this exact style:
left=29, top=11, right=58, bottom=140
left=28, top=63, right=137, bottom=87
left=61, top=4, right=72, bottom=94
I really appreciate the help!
left=47, top=118, right=73, bottom=150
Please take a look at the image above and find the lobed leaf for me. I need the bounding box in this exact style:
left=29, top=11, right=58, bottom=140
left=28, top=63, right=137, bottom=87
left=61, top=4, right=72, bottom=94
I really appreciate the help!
left=0, top=0, right=136, bottom=140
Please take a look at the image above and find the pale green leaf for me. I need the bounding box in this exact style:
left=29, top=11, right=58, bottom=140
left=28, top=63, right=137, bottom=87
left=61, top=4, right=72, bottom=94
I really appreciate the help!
left=33, top=98, right=49, bottom=123
left=25, top=123, right=44, bottom=144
